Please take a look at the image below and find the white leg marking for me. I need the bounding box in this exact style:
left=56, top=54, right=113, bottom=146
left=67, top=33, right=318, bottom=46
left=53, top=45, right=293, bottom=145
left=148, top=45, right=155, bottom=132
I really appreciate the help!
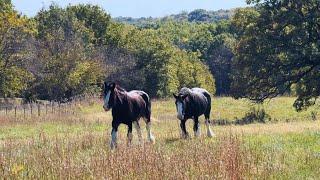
left=146, top=122, right=155, bottom=143
left=133, top=121, right=142, bottom=143
left=205, top=119, right=214, bottom=138
left=195, top=125, right=201, bottom=137
left=110, top=129, right=117, bottom=149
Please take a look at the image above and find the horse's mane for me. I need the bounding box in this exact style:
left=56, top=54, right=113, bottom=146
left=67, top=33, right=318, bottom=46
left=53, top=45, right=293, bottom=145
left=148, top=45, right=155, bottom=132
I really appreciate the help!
left=115, top=84, right=126, bottom=92
left=178, top=87, right=192, bottom=96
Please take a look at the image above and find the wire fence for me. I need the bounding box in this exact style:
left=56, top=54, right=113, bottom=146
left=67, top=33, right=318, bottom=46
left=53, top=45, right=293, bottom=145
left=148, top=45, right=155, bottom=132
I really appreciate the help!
left=0, top=94, right=101, bottom=121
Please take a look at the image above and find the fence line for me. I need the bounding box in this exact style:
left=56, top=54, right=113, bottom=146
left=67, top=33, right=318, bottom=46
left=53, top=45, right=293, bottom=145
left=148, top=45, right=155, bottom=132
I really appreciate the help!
left=0, top=94, right=101, bottom=120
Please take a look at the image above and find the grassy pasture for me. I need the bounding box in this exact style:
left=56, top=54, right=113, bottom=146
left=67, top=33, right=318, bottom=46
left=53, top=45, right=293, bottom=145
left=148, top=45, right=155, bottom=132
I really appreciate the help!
left=0, top=97, right=320, bottom=179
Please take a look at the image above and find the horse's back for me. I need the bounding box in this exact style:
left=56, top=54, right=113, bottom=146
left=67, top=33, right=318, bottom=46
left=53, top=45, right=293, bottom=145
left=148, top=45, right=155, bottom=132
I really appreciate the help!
left=127, top=90, right=151, bottom=119
left=128, top=90, right=150, bottom=104
left=191, top=88, right=211, bottom=117
left=191, top=88, right=210, bottom=97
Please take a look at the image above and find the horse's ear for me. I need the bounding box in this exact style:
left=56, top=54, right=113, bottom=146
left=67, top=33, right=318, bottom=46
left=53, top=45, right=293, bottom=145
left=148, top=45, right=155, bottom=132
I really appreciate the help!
left=110, top=82, right=116, bottom=89
left=173, top=93, right=178, bottom=99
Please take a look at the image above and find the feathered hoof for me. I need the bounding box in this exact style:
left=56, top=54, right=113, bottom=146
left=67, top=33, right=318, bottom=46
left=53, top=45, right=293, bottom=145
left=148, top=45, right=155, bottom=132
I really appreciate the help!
left=181, top=133, right=190, bottom=139
left=149, top=136, right=156, bottom=144
left=207, top=131, right=215, bottom=138
left=110, top=141, right=117, bottom=150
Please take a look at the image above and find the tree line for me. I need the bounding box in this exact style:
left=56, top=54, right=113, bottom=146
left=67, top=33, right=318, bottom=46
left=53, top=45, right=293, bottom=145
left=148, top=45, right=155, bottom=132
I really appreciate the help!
left=0, top=0, right=319, bottom=110
left=114, top=9, right=234, bottom=27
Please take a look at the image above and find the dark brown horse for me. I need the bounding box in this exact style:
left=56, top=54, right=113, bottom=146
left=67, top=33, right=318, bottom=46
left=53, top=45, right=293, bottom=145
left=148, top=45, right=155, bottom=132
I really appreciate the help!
left=103, top=82, right=155, bottom=149
left=173, top=87, right=214, bottom=138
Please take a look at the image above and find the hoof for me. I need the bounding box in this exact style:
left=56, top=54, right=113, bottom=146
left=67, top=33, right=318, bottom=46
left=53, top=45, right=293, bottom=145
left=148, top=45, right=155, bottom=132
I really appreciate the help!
left=181, top=133, right=190, bottom=139
left=194, top=130, right=201, bottom=137
left=110, top=142, right=117, bottom=150
left=207, top=131, right=215, bottom=138
left=149, top=136, right=156, bottom=144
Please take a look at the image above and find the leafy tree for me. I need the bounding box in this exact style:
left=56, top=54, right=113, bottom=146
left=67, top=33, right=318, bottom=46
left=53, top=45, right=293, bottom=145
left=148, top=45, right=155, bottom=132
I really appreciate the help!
left=0, top=0, right=13, bottom=13
left=114, top=9, right=234, bottom=25
left=231, top=1, right=320, bottom=110
left=105, top=23, right=215, bottom=96
left=0, top=0, right=35, bottom=97
left=204, top=33, right=235, bottom=95
left=156, top=21, right=234, bottom=95
left=67, top=4, right=111, bottom=45
left=28, top=4, right=104, bottom=101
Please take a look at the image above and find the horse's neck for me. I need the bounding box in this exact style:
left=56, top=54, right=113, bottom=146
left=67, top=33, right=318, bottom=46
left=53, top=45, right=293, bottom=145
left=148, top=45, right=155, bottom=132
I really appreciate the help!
left=185, top=95, right=194, bottom=110
left=114, top=89, right=127, bottom=106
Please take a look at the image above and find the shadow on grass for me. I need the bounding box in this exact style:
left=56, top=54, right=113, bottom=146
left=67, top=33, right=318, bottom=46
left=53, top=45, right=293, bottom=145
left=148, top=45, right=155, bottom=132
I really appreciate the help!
left=213, top=107, right=271, bottom=126
left=164, top=137, right=181, bottom=144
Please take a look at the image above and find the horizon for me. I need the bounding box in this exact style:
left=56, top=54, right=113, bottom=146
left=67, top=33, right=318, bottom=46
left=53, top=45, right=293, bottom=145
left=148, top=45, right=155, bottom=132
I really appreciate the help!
left=12, top=0, right=248, bottom=18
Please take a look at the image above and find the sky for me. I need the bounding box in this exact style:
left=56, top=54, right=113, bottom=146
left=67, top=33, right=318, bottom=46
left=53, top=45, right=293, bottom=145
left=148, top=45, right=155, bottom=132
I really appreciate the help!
left=12, top=0, right=248, bottom=18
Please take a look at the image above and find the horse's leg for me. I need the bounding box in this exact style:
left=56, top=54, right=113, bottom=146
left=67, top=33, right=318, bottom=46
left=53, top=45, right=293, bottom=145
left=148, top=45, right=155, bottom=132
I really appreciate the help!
left=127, top=122, right=133, bottom=146
left=145, top=119, right=155, bottom=143
left=205, top=117, right=214, bottom=138
left=193, top=116, right=200, bottom=137
left=180, top=119, right=189, bottom=139
left=133, top=120, right=142, bottom=143
left=110, top=121, right=119, bottom=149
left=205, top=101, right=214, bottom=138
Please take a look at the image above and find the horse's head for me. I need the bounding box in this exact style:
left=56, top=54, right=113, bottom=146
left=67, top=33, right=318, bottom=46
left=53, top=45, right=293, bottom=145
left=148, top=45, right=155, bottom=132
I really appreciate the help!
left=103, top=82, right=116, bottom=111
left=173, top=93, right=188, bottom=120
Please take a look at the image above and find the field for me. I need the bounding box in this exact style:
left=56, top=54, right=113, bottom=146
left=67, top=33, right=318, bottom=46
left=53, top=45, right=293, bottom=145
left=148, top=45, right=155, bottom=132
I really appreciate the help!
left=0, top=97, right=320, bottom=179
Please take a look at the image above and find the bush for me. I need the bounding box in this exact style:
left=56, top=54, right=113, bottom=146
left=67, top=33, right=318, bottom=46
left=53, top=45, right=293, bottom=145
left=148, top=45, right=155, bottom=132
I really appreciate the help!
left=236, top=107, right=271, bottom=125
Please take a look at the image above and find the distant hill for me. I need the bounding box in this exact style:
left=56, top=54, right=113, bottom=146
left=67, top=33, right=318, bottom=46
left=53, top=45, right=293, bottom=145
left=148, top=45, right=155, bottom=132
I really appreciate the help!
left=113, top=9, right=235, bottom=26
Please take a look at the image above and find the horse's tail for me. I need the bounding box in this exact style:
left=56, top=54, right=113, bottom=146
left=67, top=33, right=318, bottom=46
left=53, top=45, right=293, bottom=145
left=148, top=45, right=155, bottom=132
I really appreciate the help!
left=140, top=92, right=151, bottom=122
left=203, top=91, right=211, bottom=119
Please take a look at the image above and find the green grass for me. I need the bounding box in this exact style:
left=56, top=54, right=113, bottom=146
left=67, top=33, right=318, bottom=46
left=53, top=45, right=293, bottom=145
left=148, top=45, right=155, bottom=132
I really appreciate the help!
left=0, top=97, right=319, bottom=179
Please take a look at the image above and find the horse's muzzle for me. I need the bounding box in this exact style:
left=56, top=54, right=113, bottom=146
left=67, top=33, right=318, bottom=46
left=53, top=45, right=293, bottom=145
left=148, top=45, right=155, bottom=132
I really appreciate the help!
left=177, top=114, right=184, bottom=120
left=103, top=105, right=110, bottom=111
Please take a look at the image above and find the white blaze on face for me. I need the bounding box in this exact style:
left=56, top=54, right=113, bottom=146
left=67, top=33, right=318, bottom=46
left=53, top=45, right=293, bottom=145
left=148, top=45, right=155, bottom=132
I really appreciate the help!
left=104, top=90, right=111, bottom=110
left=176, top=102, right=184, bottom=120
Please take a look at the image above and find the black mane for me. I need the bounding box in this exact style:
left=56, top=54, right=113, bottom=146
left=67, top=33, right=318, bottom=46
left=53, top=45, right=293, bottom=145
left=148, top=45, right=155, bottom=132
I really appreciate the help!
left=115, top=84, right=126, bottom=92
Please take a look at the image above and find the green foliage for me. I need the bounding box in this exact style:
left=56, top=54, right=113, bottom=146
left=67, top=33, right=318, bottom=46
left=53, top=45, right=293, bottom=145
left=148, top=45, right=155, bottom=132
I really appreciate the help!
left=67, top=4, right=111, bottom=45
left=27, top=4, right=105, bottom=101
left=114, top=9, right=234, bottom=27
left=152, top=21, right=234, bottom=95
left=0, top=0, right=12, bottom=13
left=106, top=23, right=215, bottom=97
left=176, top=52, right=215, bottom=94
left=236, top=107, right=271, bottom=125
left=0, top=3, right=219, bottom=100
left=0, top=2, right=35, bottom=97
left=0, top=62, right=34, bottom=97
left=231, top=1, right=320, bottom=110
left=3, top=0, right=319, bottom=112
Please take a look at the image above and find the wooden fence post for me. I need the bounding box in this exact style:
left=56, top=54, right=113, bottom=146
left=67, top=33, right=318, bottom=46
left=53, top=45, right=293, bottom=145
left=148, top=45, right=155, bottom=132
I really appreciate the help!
left=23, top=105, right=26, bottom=119
left=30, top=104, right=33, bottom=115
left=37, top=104, right=41, bottom=117
left=58, top=103, right=61, bottom=115
left=14, top=106, right=17, bottom=118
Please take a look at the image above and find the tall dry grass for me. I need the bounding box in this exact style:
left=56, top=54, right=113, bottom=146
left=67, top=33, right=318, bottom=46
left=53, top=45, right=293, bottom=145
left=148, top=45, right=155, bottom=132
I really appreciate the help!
left=0, top=97, right=320, bottom=179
